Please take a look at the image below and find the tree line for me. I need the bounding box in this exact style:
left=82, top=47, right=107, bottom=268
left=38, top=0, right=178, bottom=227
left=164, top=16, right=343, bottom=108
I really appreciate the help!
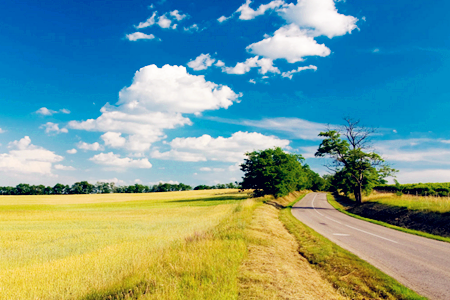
left=0, top=181, right=240, bottom=195
left=374, top=181, right=450, bottom=197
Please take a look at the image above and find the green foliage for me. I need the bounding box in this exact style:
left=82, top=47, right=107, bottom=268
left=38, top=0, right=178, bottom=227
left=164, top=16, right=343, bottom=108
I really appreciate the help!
left=240, top=147, right=319, bottom=197
left=315, top=119, right=397, bottom=203
left=375, top=182, right=450, bottom=197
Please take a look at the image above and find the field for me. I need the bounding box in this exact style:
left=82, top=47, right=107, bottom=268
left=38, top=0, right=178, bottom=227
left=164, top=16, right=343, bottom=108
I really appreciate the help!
left=362, top=192, right=450, bottom=213
left=0, top=190, right=248, bottom=299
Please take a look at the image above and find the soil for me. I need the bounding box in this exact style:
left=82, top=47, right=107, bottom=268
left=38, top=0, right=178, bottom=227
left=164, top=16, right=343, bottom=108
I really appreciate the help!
left=334, top=195, right=450, bottom=238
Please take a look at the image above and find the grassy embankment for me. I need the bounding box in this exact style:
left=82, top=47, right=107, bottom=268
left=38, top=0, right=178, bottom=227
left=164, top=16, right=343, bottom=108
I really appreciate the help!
left=0, top=189, right=344, bottom=300
left=278, top=193, right=426, bottom=300
left=328, top=192, right=450, bottom=242
left=354, top=192, right=450, bottom=213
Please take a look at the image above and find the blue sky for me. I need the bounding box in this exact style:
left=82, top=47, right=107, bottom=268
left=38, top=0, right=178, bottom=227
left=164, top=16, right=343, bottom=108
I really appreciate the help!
left=1, top=0, right=450, bottom=186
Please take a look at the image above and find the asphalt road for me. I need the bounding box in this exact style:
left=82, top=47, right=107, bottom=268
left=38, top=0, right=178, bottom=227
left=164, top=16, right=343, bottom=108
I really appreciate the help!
left=291, top=193, right=450, bottom=300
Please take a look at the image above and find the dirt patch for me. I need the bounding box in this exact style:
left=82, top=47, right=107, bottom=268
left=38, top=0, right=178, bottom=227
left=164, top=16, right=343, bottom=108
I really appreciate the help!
left=342, top=199, right=450, bottom=238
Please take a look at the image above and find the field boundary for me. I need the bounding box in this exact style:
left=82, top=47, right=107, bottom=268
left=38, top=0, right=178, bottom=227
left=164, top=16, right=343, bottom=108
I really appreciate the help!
left=278, top=192, right=425, bottom=300
left=327, top=193, right=450, bottom=244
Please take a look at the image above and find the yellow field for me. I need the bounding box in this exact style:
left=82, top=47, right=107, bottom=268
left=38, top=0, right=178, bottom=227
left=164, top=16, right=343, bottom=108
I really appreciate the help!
left=363, top=192, right=450, bottom=213
left=0, top=190, right=247, bottom=299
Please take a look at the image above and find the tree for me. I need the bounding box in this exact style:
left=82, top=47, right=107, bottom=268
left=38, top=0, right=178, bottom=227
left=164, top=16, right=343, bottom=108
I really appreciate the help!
left=240, top=147, right=312, bottom=198
left=315, top=118, right=396, bottom=204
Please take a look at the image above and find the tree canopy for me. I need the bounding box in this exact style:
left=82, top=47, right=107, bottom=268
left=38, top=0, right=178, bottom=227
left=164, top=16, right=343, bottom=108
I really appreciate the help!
left=240, top=147, right=320, bottom=198
left=315, top=118, right=396, bottom=204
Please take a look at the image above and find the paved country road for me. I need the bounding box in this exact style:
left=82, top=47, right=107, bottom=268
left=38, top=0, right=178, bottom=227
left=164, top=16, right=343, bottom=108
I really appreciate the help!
left=292, top=193, right=450, bottom=300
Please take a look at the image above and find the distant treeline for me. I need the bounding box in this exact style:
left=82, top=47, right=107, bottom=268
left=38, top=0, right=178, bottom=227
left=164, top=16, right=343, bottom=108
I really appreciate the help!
left=0, top=181, right=240, bottom=195
left=374, top=182, right=450, bottom=197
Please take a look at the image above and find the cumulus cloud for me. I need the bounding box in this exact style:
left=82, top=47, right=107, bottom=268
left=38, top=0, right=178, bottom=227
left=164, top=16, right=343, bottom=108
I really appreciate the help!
left=223, top=56, right=280, bottom=75
left=247, top=24, right=331, bottom=63
left=89, top=152, right=152, bottom=169
left=151, top=131, right=290, bottom=163
left=0, top=136, right=64, bottom=175
left=135, top=12, right=157, bottom=29
left=69, top=64, right=241, bottom=152
left=170, top=10, right=187, bottom=21
left=188, top=53, right=216, bottom=71
left=217, top=16, right=230, bottom=23
left=126, top=32, right=156, bottom=41
left=281, top=64, right=317, bottom=79
left=77, top=141, right=104, bottom=151
left=0, top=128, right=6, bottom=133
left=134, top=10, right=187, bottom=31
left=40, top=122, right=69, bottom=134
left=183, top=24, right=200, bottom=32
left=236, top=0, right=286, bottom=20
left=54, top=164, right=76, bottom=171
left=67, top=148, right=77, bottom=154
left=101, top=132, right=127, bottom=148
left=278, top=0, right=359, bottom=38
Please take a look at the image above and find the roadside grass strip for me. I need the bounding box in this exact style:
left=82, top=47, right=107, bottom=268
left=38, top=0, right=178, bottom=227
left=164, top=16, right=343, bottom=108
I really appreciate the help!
left=279, top=193, right=426, bottom=300
left=358, top=192, right=450, bottom=214
left=238, top=191, right=344, bottom=300
left=328, top=193, right=450, bottom=244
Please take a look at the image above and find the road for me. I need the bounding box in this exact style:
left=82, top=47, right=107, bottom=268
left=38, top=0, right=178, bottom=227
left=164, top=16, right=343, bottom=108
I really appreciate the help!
left=291, top=193, right=450, bottom=300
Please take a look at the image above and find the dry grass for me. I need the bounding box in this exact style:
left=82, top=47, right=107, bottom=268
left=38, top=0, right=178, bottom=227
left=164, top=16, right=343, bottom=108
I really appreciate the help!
left=0, top=190, right=247, bottom=299
left=363, top=192, right=450, bottom=213
left=238, top=192, right=344, bottom=300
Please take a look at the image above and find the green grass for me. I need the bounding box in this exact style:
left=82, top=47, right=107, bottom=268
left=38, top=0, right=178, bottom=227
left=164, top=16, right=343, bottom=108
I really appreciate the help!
left=364, top=192, right=450, bottom=213
left=328, top=193, right=450, bottom=243
left=279, top=194, right=426, bottom=300
left=0, top=190, right=251, bottom=299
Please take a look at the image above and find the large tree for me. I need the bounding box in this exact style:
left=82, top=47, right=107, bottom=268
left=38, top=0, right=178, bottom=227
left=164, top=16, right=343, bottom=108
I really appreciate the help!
left=240, top=147, right=314, bottom=198
left=315, top=118, right=396, bottom=204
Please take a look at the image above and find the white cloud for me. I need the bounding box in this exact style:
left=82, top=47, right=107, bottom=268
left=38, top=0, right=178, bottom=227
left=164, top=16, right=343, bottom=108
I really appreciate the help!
left=236, top=117, right=327, bottom=140
left=183, top=24, right=199, bottom=32
left=170, top=10, right=187, bottom=21
left=215, top=60, right=225, bottom=67
left=54, top=164, right=76, bottom=171
left=249, top=79, right=256, bottom=84
left=90, top=152, right=152, bottom=169
left=200, top=167, right=212, bottom=171
left=67, top=148, right=77, bottom=154
left=135, top=12, right=157, bottom=29
left=0, top=128, right=5, bottom=133
left=40, top=122, right=69, bottom=134
left=278, top=0, right=358, bottom=38
left=36, top=107, right=56, bottom=116
left=281, top=64, right=317, bottom=79
left=441, top=140, right=450, bottom=144
left=36, top=107, right=70, bottom=116
left=101, top=132, right=126, bottom=148
left=126, top=32, right=156, bottom=41
left=0, top=136, right=64, bottom=175
left=151, top=131, right=290, bottom=163
left=77, top=141, right=104, bottom=151
left=217, top=16, right=230, bottom=23
left=223, top=56, right=280, bottom=75
left=247, top=24, right=331, bottom=63
left=374, top=138, right=450, bottom=165
left=69, top=64, right=241, bottom=152
left=396, top=169, right=450, bottom=184
left=158, top=14, right=174, bottom=29
left=236, top=0, right=286, bottom=20
left=188, top=53, right=216, bottom=71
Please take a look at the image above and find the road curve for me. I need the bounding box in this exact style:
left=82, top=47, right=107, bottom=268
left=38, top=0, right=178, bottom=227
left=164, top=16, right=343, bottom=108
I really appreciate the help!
left=291, top=193, right=450, bottom=300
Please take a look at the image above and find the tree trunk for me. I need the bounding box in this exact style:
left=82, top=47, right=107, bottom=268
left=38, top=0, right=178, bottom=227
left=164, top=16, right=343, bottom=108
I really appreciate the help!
left=354, top=184, right=363, bottom=205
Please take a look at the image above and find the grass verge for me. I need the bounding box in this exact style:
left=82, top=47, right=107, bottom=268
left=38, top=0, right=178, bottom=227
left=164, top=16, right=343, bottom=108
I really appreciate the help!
left=328, top=193, right=450, bottom=243
left=279, top=193, right=426, bottom=300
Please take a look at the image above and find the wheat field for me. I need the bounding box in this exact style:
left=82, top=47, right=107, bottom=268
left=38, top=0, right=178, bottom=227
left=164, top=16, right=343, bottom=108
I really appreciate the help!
left=0, top=190, right=247, bottom=299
